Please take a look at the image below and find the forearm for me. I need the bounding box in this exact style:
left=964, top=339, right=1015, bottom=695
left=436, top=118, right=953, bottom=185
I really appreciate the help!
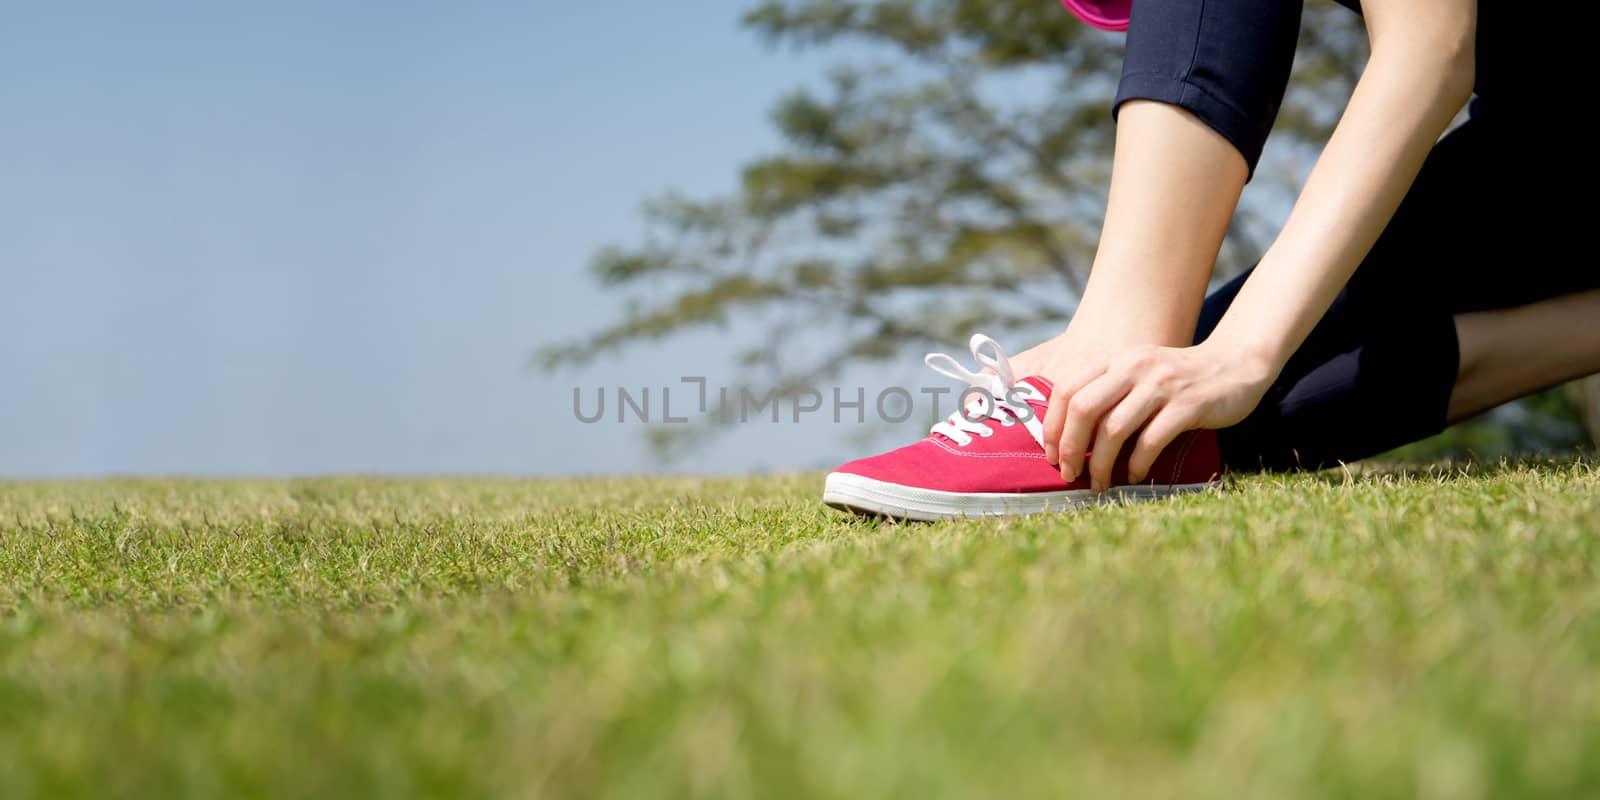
left=1206, top=34, right=1475, bottom=376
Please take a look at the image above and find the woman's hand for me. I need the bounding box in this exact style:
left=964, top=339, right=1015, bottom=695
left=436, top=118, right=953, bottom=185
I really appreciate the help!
left=1039, top=340, right=1277, bottom=490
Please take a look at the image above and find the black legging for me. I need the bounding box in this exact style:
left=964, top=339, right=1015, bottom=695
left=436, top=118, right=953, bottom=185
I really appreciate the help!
left=1115, top=0, right=1598, bottom=471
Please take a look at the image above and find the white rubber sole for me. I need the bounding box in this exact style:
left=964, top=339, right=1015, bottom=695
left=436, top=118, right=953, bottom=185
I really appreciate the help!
left=822, top=472, right=1219, bottom=521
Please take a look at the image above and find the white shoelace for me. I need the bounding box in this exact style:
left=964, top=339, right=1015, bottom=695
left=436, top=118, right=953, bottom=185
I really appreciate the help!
left=925, top=334, right=1047, bottom=448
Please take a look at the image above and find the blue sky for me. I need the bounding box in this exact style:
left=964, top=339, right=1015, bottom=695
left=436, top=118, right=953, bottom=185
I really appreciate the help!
left=1, top=1, right=941, bottom=476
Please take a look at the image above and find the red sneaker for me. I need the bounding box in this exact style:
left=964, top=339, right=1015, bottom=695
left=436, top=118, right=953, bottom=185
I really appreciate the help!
left=823, top=335, right=1221, bottom=520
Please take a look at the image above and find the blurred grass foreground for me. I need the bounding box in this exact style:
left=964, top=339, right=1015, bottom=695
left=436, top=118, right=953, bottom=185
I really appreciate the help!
left=4, top=464, right=1600, bottom=798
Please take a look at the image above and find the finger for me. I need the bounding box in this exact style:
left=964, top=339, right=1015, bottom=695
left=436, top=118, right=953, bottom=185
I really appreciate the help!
left=1057, top=370, right=1133, bottom=483
left=1127, top=404, right=1196, bottom=484
left=1041, top=363, right=1106, bottom=464
left=1087, top=386, right=1164, bottom=492
left=1042, top=393, right=1067, bottom=465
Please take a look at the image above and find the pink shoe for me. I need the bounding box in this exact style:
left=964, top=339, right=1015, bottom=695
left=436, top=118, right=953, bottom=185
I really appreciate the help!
left=823, top=335, right=1222, bottom=520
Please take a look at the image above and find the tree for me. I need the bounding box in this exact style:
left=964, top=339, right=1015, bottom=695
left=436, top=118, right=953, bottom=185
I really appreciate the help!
left=537, top=0, right=1371, bottom=452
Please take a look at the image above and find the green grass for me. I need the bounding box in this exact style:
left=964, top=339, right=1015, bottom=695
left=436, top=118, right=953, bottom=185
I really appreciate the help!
left=2, top=463, right=1599, bottom=799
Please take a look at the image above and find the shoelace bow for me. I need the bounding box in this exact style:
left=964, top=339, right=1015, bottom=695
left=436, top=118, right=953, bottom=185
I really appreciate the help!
left=924, top=334, right=1047, bottom=449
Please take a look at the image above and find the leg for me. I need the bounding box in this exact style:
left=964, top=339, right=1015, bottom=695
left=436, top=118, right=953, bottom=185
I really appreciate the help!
left=1206, top=288, right=1600, bottom=471
left=1450, top=290, right=1600, bottom=421
left=1198, top=269, right=1462, bottom=471
left=1064, top=101, right=1247, bottom=350
left=1012, top=0, right=1308, bottom=375
left=1202, top=113, right=1600, bottom=471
